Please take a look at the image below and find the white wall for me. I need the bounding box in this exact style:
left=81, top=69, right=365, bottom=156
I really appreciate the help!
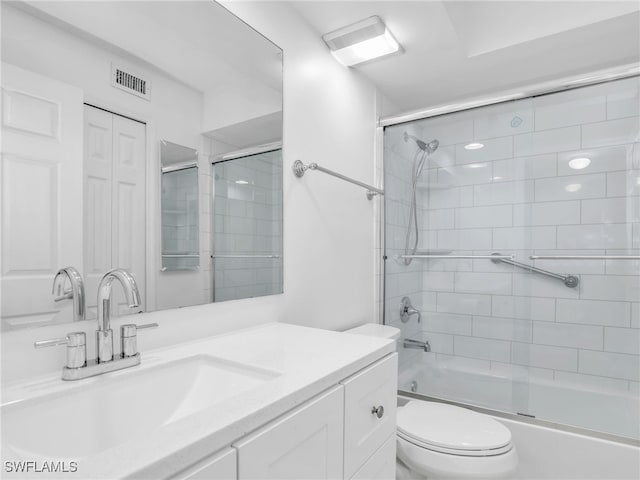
left=1, top=2, right=380, bottom=381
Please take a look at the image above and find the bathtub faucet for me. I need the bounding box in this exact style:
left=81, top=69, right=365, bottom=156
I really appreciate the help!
left=404, top=338, right=431, bottom=352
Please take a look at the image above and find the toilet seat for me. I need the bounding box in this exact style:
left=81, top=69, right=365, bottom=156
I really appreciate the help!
left=397, top=401, right=513, bottom=457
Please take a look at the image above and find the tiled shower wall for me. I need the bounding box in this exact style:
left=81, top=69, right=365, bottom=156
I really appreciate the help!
left=212, top=150, right=283, bottom=302
left=385, top=77, right=640, bottom=399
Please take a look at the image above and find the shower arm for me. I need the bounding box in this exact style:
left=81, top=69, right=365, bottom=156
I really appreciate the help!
left=292, top=160, right=384, bottom=200
left=491, top=253, right=579, bottom=288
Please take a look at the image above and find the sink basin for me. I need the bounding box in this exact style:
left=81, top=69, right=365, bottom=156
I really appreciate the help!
left=2, top=355, right=280, bottom=459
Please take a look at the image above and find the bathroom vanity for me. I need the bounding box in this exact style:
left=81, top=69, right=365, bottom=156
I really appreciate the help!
left=1, top=324, right=397, bottom=479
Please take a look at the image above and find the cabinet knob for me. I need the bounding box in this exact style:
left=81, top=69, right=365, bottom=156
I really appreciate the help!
left=371, top=405, right=384, bottom=418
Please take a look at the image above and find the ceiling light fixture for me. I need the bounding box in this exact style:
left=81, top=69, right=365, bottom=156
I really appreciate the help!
left=464, top=142, right=484, bottom=150
left=322, top=16, right=402, bottom=67
left=568, top=157, right=591, bottom=170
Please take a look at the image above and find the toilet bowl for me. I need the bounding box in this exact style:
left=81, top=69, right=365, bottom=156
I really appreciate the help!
left=396, top=400, right=518, bottom=479
left=344, top=324, right=518, bottom=480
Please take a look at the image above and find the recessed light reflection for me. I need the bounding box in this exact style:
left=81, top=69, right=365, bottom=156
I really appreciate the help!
left=465, top=163, right=485, bottom=169
left=565, top=183, right=582, bottom=193
left=464, top=142, right=484, bottom=150
left=235, top=180, right=249, bottom=185
left=493, top=176, right=503, bottom=181
left=568, top=157, right=591, bottom=170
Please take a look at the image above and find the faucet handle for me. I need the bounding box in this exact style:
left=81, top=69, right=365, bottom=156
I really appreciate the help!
left=120, top=323, right=158, bottom=358
left=34, top=332, right=87, bottom=369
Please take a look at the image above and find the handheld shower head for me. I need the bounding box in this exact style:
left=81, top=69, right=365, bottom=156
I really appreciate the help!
left=403, top=132, right=439, bottom=154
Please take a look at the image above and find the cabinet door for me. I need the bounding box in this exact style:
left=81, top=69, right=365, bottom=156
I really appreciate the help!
left=234, top=386, right=344, bottom=479
left=351, top=434, right=396, bottom=480
left=171, top=447, right=237, bottom=480
left=341, top=353, right=398, bottom=479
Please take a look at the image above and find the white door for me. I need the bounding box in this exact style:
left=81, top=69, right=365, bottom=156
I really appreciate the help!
left=234, top=386, right=344, bottom=479
left=83, top=105, right=145, bottom=316
left=1, top=63, right=83, bottom=328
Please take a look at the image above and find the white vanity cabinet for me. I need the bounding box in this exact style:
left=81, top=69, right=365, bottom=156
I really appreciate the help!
left=175, top=352, right=398, bottom=480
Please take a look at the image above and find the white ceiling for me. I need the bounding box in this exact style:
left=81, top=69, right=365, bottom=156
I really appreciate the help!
left=290, top=1, right=640, bottom=117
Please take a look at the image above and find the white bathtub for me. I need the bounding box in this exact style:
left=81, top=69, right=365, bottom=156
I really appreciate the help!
left=399, top=365, right=640, bottom=479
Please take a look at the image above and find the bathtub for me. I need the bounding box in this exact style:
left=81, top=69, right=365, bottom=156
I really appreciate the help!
left=399, top=364, right=640, bottom=479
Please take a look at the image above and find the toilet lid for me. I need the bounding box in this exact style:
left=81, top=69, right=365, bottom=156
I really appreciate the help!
left=397, top=401, right=512, bottom=453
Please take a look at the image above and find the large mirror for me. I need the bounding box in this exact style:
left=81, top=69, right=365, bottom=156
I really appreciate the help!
left=1, top=1, right=283, bottom=331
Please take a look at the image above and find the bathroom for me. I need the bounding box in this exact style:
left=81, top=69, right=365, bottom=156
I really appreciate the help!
left=1, top=0, right=638, bottom=479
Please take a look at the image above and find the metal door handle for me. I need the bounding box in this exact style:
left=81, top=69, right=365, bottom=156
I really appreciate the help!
left=371, top=405, right=384, bottom=418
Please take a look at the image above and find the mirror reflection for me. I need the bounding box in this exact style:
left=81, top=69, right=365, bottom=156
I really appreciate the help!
left=0, top=1, right=283, bottom=331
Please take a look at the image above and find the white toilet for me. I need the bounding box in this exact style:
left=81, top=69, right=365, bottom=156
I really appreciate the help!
left=345, top=324, right=518, bottom=480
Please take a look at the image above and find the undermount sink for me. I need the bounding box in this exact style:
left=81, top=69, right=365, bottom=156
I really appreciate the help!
left=2, top=355, right=280, bottom=459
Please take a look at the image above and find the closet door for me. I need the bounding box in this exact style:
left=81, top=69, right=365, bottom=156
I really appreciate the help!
left=83, top=105, right=145, bottom=316
left=1, top=63, right=83, bottom=327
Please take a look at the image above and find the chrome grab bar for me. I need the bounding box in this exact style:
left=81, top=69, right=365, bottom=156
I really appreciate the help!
left=292, top=160, right=384, bottom=200
left=530, top=255, right=640, bottom=260
left=492, top=253, right=579, bottom=288
left=211, top=255, right=282, bottom=259
left=399, top=254, right=514, bottom=260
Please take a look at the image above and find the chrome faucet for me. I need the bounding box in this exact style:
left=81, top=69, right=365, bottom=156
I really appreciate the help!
left=403, top=338, right=431, bottom=352
left=52, top=266, right=85, bottom=322
left=400, top=296, right=421, bottom=323
left=35, top=268, right=157, bottom=381
left=96, top=268, right=141, bottom=363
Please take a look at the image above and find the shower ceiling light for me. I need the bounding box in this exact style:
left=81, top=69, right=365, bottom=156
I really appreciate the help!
left=322, top=16, right=402, bottom=67
left=568, top=157, right=591, bottom=170
left=464, top=142, right=484, bottom=150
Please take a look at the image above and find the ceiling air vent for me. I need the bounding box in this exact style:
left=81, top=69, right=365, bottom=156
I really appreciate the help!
left=111, top=63, right=151, bottom=100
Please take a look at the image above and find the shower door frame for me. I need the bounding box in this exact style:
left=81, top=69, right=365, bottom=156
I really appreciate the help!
left=376, top=62, right=640, bottom=447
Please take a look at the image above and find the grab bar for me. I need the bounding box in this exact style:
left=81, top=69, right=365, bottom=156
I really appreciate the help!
left=292, top=160, right=384, bottom=200
left=530, top=255, right=640, bottom=260
left=211, top=254, right=281, bottom=259
left=491, top=253, right=579, bottom=288
left=399, top=254, right=514, bottom=260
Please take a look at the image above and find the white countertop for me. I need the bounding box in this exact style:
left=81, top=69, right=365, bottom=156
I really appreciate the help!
left=1, top=323, right=395, bottom=479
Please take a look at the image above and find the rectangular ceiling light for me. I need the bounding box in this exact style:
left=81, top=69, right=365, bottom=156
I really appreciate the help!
left=322, top=16, right=402, bottom=67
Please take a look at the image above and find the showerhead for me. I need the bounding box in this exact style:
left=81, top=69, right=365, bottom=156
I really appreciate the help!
left=404, top=132, right=439, bottom=154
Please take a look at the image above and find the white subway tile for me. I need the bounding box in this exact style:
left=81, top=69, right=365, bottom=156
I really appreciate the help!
left=604, top=327, right=640, bottom=354
left=512, top=342, right=578, bottom=371
left=493, top=154, right=557, bottom=182
left=606, top=170, right=640, bottom=197
left=474, top=180, right=534, bottom=205
left=473, top=316, right=532, bottom=341
left=535, top=173, right=606, bottom=201
left=556, top=299, right=631, bottom=327
left=454, top=335, right=511, bottom=362
left=438, top=163, right=493, bottom=186
left=631, top=382, right=640, bottom=395
left=492, top=295, right=556, bottom=322
left=455, top=205, right=513, bottom=228
left=632, top=303, right=639, bottom=328
left=418, top=115, right=474, bottom=147
left=553, top=371, right=630, bottom=394
left=557, top=224, right=632, bottom=249
left=534, top=89, right=606, bottom=130
left=580, top=274, right=640, bottom=302
left=514, top=126, right=581, bottom=156
left=415, top=331, right=454, bottom=354
left=557, top=145, right=633, bottom=176
left=605, top=250, right=640, bottom=276
left=454, top=272, right=513, bottom=295
left=424, top=257, right=474, bottom=272
left=582, top=117, right=640, bottom=148
left=421, top=292, right=438, bottom=313
left=455, top=136, right=513, bottom=165
left=433, top=353, right=491, bottom=374
left=437, top=229, right=493, bottom=250
left=437, top=292, right=491, bottom=316
left=426, top=145, right=456, bottom=168
left=579, top=350, right=639, bottom=381
left=492, top=226, right=556, bottom=250
left=606, top=77, right=640, bottom=120
left=422, top=271, right=455, bottom=292
left=474, top=101, right=533, bottom=139
left=514, top=201, right=580, bottom=226
left=582, top=197, right=640, bottom=224
left=428, top=186, right=474, bottom=209
left=533, top=321, right=603, bottom=350
left=421, top=312, right=473, bottom=335
left=427, top=209, right=455, bottom=230
left=512, top=273, right=580, bottom=299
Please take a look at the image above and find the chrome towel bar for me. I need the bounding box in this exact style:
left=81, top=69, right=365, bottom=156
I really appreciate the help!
left=399, top=254, right=514, bottom=260
left=492, top=253, right=579, bottom=288
left=211, top=254, right=282, bottom=259
left=530, top=255, right=640, bottom=260
left=292, top=160, right=384, bottom=200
